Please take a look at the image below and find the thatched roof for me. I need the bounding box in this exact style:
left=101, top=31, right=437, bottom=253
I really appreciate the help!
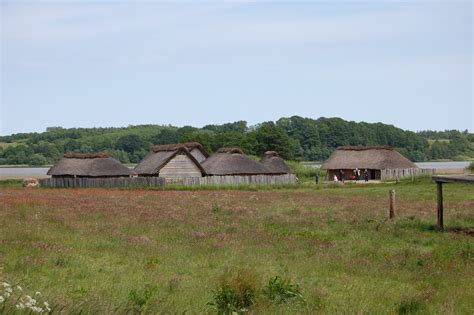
left=260, top=151, right=292, bottom=174
left=152, top=142, right=209, bottom=157
left=63, top=152, right=110, bottom=159
left=47, top=153, right=134, bottom=177
left=202, top=147, right=271, bottom=175
left=321, top=146, right=418, bottom=170
left=135, top=146, right=205, bottom=175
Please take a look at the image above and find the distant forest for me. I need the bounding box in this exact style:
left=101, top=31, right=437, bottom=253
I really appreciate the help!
left=0, top=116, right=473, bottom=165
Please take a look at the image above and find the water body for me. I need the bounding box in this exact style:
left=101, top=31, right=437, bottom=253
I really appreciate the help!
left=0, top=167, right=50, bottom=178
left=414, top=161, right=470, bottom=169
left=0, top=161, right=470, bottom=179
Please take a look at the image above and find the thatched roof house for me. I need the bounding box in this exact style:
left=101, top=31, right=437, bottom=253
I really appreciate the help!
left=321, top=146, right=417, bottom=180
left=201, top=148, right=270, bottom=176
left=47, top=153, right=134, bottom=178
left=134, top=144, right=205, bottom=178
left=260, top=151, right=292, bottom=174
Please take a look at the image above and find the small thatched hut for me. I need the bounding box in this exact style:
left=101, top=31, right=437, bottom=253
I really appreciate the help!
left=201, top=148, right=270, bottom=176
left=260, top=151, right=292, bottom=174
left=321, top=146, right=418, bottom=180
left=134, top=144, right=205, bottom=178
left=47, top=153, right=134, bottom=178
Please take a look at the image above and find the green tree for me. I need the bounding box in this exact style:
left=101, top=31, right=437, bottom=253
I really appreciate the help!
left=116, top=134, right=146, bottom=154
left=254, top=122, right=295, bottom=159
left=28, top=154, right=48, bottom=166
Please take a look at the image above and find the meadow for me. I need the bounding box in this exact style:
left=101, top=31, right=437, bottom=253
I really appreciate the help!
left=0, top=178, right=473, bottom=314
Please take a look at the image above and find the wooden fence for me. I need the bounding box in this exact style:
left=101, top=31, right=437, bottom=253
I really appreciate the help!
left=39, top=177, right=165, bottom=188
left=380, top=168, right=436, bottom=181
left=166, top=174, right=297, bottom=186
left=39, top=174, right=297, bottom=188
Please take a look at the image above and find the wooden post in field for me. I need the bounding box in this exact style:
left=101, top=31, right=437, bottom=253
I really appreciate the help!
left=437, top=182, right=444, bottom=231
left=389, top=190, right=396, bottom=220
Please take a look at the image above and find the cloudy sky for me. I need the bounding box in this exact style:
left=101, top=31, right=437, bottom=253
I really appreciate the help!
left=1, top=1, right=472, bottom=135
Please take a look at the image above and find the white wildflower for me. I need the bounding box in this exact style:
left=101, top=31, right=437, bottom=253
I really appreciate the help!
left=3, top=292, right=10, bottom=298
left=35, top=291, right=41, bottom=296
left=5, top=287, right=12, bottom=294
left=44, top=301, right=51, bottom=312
left=24, top=295, right=36, bottom=306
left=30, top=306, right=44, bottom=313
left=16, top=285, right=23, bottom=291
left=1, top=282, right=10, bottom=288
left=0, top=296, right=4, bottom=303
left=16, top=302, right=26, bottom=310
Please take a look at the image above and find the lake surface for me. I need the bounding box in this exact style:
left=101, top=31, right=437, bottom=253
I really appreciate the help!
left=0, top=167, right=50, bottom=178
left=0, top=161, right=470, bottom=179
left=414, top=161, right=470, bottom=169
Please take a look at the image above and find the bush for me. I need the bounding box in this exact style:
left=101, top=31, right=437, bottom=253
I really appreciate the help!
left=397, top=298, right=426, bottom=314
left=209, top=269, right=259, bottom=314
left=128, top=285, right=157, bottom=312
left=209, top=271, right=307, bottom=313
left=467, top=161, right=474, bottom=172
left=287, top=161, right=326, bottom=182
left=262, top=276, right=305, bottom=304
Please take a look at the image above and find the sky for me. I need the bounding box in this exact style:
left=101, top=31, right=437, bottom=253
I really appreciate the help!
left=0, top=0, right=472, bottom=136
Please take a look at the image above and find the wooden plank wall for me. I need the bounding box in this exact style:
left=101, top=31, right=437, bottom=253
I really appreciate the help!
left=380, top=168, right=436, bottom=181
left=39, top=174, right=297, bottom=188
left=39, top=177, right=165, bottom=188
left=159, top=154, right=202, bottom=178
left=169, top=174, right=297, bottom=186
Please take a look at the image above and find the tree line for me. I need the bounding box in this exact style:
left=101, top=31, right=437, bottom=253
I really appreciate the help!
left=0, top=116, right=472, bottom=165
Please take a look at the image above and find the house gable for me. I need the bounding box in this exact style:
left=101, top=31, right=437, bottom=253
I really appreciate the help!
left=158, top=153, right=203, bottom=178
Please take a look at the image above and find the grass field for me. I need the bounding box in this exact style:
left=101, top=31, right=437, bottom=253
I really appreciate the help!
left=0, top=179, right=473, bottom=314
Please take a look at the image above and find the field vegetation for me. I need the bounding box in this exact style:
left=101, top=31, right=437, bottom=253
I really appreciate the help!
left=0, top=178, right=473, bottom=313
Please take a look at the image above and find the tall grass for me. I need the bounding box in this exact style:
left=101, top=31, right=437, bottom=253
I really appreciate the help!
left=286, top=161, right=326, bottom=182
left=0, top=179, right=472, bottom=313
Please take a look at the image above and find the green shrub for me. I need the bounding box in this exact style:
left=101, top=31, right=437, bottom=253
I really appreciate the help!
left=468, top=161, right=474, bottom=172
left=209, top=269, right=259, bottom=314
left=397, top=298, right=426, bottom=314
left=128, top=284, right=157, bottom=312
left=287, top=161, right=326, bottom=181
left=262, top=276, right=305, bottom=304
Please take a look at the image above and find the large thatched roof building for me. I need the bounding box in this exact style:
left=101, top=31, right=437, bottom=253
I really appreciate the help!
left=47, top=153, right=134, bottom=178
left=321, top=146, right=418, bottom=180
left=134, top=144, right=205, bottom=178
left=201, top=148, right=271, bottom=176
left=260, top=151, right=292, bottom=174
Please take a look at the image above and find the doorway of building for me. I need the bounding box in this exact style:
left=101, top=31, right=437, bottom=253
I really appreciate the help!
left=370, top=169, right=376, bottom=180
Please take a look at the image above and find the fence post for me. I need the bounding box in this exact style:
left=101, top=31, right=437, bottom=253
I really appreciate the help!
left=437, top=182, right=444, bottom=231
left=389, top=190, right=396, bottom=220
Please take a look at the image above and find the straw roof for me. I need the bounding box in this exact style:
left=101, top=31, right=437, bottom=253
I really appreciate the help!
left=151, top=142, right=209, bottom=157
left=63, top=152, right=110, bottom=159
left=321, top=146, right=418, bottom=170
left=47, top=153, right=134, bottom=177
left=135, top=146, right=205, bottom=175
left=202, top=147, right=271, bottom=175
left=260, top=151, right=292, bottom=174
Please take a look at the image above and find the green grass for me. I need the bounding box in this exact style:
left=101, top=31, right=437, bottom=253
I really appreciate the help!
left=0, top=179, right=22, bottom=188
left=0, top=179, right=472, bottom=313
